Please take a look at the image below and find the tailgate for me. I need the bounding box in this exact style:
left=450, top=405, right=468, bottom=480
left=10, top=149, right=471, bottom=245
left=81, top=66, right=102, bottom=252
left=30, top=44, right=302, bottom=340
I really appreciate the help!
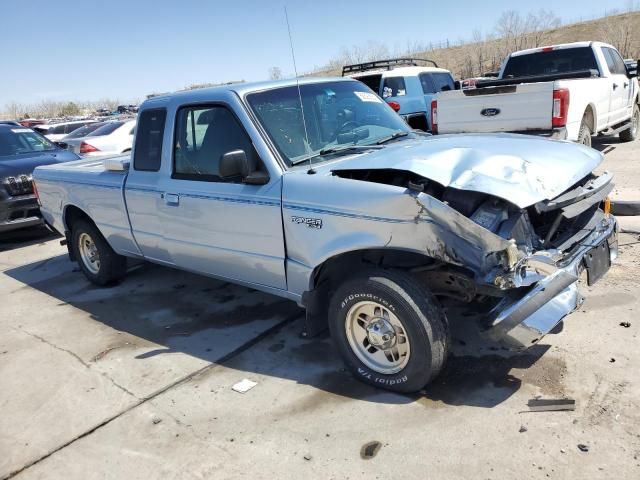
left=436, top=82, right=555, bottom=134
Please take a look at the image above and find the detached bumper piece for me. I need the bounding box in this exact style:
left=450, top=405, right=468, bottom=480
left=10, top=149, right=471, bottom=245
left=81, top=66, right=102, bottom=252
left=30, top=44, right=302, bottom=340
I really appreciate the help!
left=486, top=214, right=617, bottom=349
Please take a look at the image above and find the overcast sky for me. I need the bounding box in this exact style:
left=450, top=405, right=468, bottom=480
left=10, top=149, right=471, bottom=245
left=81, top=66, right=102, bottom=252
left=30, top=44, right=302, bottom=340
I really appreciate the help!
left=1, top=0, right=634, bottom=106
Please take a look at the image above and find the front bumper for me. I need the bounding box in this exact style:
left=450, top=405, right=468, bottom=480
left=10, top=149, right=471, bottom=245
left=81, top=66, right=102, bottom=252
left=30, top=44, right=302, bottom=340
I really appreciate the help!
left=486, top=213, right=617, bottom=349
left=0, top=194, right=42, bottom=233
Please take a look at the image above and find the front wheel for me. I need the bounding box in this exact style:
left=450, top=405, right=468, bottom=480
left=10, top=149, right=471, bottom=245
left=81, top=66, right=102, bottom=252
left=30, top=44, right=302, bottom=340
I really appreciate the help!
left=620, top=104, right=639, bottom=142
left=328, top=269, right=449, bottom=393
left=71, top=220, right=127, bottom=285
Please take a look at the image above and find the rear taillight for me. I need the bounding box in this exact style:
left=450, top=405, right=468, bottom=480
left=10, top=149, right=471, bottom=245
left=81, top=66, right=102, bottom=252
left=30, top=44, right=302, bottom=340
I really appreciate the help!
left=552, top=88, right=570, bottom=127
left=32, top=180, right=41, bottom=205
left=430, top=99, right=438, bottom=134
left=79, top=142, right=99, bottom=154
left=387, top=101, right=401, bottom=112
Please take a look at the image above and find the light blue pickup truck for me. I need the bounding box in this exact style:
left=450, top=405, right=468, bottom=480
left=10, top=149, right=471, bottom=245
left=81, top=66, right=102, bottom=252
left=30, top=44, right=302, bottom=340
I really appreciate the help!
left=33, top=77, right=617, bottom=392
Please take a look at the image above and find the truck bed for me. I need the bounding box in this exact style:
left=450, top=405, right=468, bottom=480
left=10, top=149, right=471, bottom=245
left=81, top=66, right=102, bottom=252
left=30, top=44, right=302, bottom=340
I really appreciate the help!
left=34, top=154, right=140, bottom=257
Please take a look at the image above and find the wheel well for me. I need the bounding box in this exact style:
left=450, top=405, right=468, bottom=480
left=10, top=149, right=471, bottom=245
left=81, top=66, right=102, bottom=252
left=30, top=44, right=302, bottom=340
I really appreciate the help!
left=63, top=205, right=95, bottom=232
left=583, top=105, right=595, bottom=132
left=301, top=248, right=476, bottom=337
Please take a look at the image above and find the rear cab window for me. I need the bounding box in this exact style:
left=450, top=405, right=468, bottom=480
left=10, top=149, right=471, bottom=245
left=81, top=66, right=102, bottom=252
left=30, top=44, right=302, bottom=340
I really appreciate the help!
left=133, top=109, right=166, bottom=171
left=503, top=47, right=599, bottom=78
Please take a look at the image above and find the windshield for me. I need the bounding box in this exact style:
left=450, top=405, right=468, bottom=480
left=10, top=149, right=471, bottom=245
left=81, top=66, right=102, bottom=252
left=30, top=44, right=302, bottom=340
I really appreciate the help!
left=88, top=121, right=123, bottom=137
left=503, top=47, right=598, bottom=78
left=246, top=81, right=411, bottom=166
left=63, top=122, right=105, bottom=139
left=0, top=127, right=57, bottom=158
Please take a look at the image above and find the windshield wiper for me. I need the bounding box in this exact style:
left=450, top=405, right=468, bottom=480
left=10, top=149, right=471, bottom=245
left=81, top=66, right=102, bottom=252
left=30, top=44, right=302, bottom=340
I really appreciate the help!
left=291, top=145, right=381, bottom=166
left=375, top=131, right=409, bottom=145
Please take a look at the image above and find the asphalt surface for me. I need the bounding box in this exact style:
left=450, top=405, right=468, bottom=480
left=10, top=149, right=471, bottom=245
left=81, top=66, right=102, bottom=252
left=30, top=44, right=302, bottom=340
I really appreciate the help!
left=1, top=136, right=639, bottom=479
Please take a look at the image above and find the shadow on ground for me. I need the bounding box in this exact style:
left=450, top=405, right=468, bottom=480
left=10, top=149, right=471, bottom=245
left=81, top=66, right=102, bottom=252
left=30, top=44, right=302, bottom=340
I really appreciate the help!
left=592, top=135, right=621, bottom=154
left=0, top=225, right=58, bottom=253
left=5, top=255, right=559, bottom=408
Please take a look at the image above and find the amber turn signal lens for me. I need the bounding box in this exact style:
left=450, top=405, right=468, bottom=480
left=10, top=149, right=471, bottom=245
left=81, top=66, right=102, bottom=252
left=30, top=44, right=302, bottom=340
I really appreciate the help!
left=603, top=197, right=611, bottom=216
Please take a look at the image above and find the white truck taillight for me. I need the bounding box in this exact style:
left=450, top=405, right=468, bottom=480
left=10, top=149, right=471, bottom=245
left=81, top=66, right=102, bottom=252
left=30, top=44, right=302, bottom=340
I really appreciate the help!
left=552, top=88, right=570, bottom=128
left=430, top=99, right=438, bottom=134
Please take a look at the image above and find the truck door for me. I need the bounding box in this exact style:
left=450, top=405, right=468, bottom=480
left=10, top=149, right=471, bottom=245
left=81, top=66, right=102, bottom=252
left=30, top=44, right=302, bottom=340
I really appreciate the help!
left=158, top=104, right=286, bottom=290
left=124, top=108, right=174, bottom=265
left=603, top=47, right=632, bottom=125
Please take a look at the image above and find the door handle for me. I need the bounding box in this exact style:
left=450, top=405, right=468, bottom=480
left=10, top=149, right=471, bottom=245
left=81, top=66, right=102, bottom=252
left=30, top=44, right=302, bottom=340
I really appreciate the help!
left=164, top=193, right=179, bottom=206
left=624, top=82, right=629, bottom=88
left=613, top=83, right=618, bottom=90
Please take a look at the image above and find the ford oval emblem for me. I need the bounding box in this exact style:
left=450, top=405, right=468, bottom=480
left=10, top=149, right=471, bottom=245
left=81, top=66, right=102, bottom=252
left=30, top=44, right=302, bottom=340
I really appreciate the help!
left=481, top=108, right=501, bottom=117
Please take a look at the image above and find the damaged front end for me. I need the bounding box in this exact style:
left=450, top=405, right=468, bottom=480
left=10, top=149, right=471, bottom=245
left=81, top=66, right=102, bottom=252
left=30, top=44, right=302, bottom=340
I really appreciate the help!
left=483, top=172, right=618, bottom=348
left=334, top=167, right=618, bottom=350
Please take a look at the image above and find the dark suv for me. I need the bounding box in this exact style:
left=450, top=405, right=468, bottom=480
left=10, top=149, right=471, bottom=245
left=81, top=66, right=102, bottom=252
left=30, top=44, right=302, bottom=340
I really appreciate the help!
left=0, top=125, right=79, bottom=232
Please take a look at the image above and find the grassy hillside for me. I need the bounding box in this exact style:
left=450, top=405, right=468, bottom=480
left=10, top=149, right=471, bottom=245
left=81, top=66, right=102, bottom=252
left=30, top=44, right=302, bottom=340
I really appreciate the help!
left=313, top=11, right=640, bottom=79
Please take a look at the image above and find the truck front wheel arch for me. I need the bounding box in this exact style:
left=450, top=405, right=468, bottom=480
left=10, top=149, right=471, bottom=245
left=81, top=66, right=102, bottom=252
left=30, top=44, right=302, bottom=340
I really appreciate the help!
left=302, top=248, right=450, bottom=338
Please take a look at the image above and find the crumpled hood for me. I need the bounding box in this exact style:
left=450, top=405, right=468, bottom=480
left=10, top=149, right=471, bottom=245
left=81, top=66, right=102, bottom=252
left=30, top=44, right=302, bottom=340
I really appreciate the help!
left=331, top=134, right=604, bottom=208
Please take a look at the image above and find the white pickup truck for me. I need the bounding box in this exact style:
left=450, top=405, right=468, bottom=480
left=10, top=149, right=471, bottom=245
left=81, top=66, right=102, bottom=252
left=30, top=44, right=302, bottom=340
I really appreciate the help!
left=432, top=42, right=639, bottom=146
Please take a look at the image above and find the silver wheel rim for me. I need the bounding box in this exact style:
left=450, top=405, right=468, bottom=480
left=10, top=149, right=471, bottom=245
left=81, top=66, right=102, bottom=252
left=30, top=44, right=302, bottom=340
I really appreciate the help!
left=78, top=232, right=100, bottom=274
left=345, top=300, right=411, bottom=374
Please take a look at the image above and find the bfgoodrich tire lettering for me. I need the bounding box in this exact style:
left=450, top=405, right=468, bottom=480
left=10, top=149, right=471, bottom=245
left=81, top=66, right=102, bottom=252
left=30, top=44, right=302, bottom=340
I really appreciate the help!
left=328, top=269, right=449, bottom=393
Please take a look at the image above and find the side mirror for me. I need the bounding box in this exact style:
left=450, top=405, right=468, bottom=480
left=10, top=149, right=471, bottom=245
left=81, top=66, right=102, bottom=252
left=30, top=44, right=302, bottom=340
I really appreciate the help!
left=219, top=149, right=269, bottom=185
left=55, top=141, right=68, bottom=149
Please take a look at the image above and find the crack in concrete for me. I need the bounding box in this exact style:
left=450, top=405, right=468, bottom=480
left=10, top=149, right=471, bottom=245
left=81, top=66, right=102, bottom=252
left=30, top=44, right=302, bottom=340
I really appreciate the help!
left=12, top=326, right=137, bottom=398
left=4, top=312, right=302, bottom=480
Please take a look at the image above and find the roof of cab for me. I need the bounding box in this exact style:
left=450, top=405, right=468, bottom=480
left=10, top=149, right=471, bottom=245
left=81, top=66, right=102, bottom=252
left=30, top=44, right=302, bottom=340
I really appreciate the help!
left=510, top=41, right=616, bottom=57
left=143, top=77, right=354, bottom=108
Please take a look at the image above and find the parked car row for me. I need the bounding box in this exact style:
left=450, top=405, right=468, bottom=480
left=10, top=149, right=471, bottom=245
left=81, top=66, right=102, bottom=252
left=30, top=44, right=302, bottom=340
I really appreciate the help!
left=345, top=42, right=639, bottom=146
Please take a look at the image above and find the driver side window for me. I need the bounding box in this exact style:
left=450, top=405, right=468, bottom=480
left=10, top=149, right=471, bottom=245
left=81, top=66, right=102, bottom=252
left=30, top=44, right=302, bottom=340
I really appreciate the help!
left=173, top=105, right=257, bottom=182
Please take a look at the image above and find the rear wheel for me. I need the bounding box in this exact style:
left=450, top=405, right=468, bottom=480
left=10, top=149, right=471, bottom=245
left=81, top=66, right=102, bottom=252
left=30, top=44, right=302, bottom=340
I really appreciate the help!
left=620, top=104, right=639, bottom=142
left=328, top=269, right=449, bottom=393
left=71, top=220, right=127, bottom=285
left=577, top=119, right=592, bottom=147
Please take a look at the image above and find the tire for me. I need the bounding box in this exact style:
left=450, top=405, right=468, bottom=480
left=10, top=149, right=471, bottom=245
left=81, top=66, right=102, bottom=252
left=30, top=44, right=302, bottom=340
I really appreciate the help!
left=71, top=219, right=127, bottom=286
left=619, top=104, right=639, bottom=142
left=577, top=119, right=592, bottom=147
left=328, top=269, right=449, bottom=393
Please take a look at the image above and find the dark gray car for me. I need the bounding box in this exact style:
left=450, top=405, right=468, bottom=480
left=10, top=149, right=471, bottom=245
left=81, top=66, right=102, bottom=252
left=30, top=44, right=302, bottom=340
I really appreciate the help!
left=0, top=125, right=79, bottom=232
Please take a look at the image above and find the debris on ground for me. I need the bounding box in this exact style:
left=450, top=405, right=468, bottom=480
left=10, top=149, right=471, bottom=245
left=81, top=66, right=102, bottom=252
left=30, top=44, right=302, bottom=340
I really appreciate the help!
left=519, top=425, right=528, bottom=433
left=577, top=444, right=590, bottom=452
left=360, top=441, right=382, bottom=460
left=620, top=321, right=631, bottom=328
left=610, top=358, right=616, bottom=363
left=152, top=417, right=162, bottom=425
left=231, top=378, right=258, bottom=394
left=303, top=454, right=312, bottom=461
left=527, top=398, right=576, bottom=412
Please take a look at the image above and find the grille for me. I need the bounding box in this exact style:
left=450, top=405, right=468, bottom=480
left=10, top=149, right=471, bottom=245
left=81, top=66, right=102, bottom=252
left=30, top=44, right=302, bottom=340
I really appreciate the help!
left=4, top=174, right=34, bottom=196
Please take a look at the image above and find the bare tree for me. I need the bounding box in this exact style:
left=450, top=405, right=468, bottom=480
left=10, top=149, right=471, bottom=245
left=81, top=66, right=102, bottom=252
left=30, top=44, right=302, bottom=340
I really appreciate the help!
left=527, top=9, right=562, bottom=47
left=597, top=14, right=637, bottom=58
